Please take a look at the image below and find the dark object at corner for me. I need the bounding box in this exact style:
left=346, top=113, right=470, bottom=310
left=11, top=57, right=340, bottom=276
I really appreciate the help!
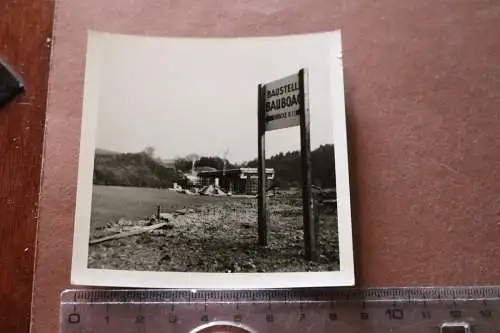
left=0, top=57, right=25, bottom=109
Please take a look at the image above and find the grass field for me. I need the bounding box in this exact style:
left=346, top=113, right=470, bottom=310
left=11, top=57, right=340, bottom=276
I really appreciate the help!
left=90, top=185, right=233, bottom=231
left=88, top=185, right=339, bottom=273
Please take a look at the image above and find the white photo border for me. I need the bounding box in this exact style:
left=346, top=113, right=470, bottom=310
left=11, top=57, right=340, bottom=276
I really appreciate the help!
left=70, top=30, right=355, bottom=289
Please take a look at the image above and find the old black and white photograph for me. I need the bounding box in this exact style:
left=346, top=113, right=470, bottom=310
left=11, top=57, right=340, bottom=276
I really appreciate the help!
left=71, top=30, right=354, bottom=288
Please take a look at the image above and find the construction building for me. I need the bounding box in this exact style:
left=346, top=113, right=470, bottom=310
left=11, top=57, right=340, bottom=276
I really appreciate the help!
left=197, top=168, right=275, bottom=195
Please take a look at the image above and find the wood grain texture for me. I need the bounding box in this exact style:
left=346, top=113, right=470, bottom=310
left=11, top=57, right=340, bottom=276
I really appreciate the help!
left=31, top=0, right=500, bottom=332
left=0, top=1, right=54, bottom=332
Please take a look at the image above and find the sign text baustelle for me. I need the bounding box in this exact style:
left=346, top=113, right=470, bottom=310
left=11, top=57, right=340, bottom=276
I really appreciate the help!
left=263, top=72, right=303, bottom=131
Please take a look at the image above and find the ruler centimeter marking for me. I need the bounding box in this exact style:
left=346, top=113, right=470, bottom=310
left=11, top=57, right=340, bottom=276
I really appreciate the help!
left=60, top=287, right=500, bottom=333
left=62, top=287, right=500, bottom=306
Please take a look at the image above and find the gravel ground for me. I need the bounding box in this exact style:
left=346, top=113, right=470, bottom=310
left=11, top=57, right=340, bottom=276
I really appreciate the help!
left=88, top=189, right=339, bottom=273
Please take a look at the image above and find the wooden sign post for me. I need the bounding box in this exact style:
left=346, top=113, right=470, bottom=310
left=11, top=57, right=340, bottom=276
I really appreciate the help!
left=257, top=83, right=268, bottom=246
left=258, top=68, right=317, bottom=260
left=297, top=69, right=317, bottom=261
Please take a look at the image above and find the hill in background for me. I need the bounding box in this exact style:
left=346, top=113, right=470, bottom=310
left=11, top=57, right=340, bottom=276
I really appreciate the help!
left=93, top=151, right=185, bottom=188
left=95, top=148, right=119, bottom=155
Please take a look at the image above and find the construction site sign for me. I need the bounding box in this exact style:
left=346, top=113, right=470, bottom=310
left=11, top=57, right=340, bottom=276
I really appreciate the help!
left=263, top=72, right=305, bottom=131
left=257, top=68, right=316, bottom=260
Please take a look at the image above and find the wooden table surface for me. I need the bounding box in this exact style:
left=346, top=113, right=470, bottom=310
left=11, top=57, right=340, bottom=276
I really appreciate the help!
left=2, top=0, right=500, bottom=332
left=0, top=1, right=54, bottom=332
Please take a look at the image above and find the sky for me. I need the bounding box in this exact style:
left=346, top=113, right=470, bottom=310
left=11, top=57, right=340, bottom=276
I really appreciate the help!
left=92, top=31, right=340, bottom=164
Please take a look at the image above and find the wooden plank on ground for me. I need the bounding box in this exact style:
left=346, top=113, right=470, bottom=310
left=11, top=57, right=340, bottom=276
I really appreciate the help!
left=89, top=222, right=168, bottom=245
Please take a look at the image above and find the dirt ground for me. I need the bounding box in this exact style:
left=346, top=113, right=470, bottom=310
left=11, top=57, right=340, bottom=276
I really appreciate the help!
left=88, top=185, right=339, bottom=273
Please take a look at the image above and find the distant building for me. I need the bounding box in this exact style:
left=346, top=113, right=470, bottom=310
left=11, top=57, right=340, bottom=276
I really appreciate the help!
left=184, top=173, right=201, bottom=187
left=195, top=166, right=217, bottom=173
left=198, top=168, right=275, bottom=195
left=182, top=166, right=218, bottom=188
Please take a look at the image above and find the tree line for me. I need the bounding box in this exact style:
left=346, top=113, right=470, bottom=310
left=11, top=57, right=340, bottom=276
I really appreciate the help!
left=244, top=144, right=336, bottom=189
left=93, top=144, right=336, bottom=190
left=174, top=156, right=237, bottom=173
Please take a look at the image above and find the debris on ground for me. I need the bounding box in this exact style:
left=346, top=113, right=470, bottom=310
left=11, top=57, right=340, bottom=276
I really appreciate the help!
left=89, top=222, right=170, bottom=245
left=199, top=184, right=228, bottom=196
left=158, top=212, right=174, bottom=221
left=174, top=208, right=196, bottom=215
left=88, top=194, right=339, bottom=273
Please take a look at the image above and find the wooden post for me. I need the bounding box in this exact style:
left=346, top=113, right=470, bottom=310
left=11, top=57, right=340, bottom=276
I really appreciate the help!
left=299, top=68, right=317, bottom=261
left=313, top=199, right=320, bottom=252
left=257, top=84, right=268, bottom=246
left=156, top=205, right=161, bottom=220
